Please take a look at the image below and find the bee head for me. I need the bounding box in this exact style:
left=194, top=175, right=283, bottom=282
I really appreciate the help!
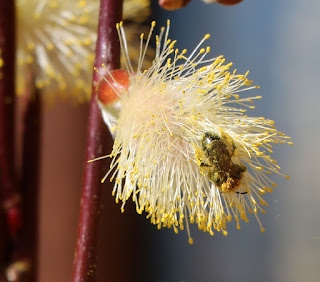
left=202, top=132, right=220, bottom=150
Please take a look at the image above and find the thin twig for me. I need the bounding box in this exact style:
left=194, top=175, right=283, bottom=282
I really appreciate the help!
left=8, top=85, right=42, bottom=282
left=72, top=1, right=123, bottom=281
left=0, top=0, right=19, bottom=273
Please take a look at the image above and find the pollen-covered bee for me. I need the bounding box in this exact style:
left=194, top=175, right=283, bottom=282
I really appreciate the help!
left=194, top=130, right=247, bottom=193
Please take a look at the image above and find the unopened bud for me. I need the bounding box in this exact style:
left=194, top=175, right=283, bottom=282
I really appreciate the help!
left=6, top=207, right=22, bottom=237
left=202, top=0, right=243, bottom=5
left=158, top=0, right=192, bottom=10
left=97, top=70, right=129, bottom=105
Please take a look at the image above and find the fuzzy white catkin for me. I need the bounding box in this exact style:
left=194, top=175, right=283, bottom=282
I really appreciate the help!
left=97, top=21, right=292, bottom=243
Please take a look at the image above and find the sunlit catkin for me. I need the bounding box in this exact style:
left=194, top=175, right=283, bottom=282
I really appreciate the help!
left=96, top=21, right=292, bottom=243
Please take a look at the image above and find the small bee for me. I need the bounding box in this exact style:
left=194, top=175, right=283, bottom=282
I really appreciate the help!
left=194, top=130, right=247, bottom=194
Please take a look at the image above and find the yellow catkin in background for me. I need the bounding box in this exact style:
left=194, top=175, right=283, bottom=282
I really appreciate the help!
left=16, top=0, right=152, bottom=104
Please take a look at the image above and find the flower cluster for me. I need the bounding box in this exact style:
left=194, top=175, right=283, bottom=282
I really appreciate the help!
left=16, top=0, right=150, bottom=103
left=98, top=21, right=292, bottom=243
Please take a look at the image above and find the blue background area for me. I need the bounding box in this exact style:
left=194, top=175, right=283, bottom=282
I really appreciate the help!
left=132, top=1, right=320, bottom=281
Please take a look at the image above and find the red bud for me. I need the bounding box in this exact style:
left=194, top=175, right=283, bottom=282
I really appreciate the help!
left=158, top=0, right=192, bottom=10
left=217, top=0, right=243, bottom=5
left=6, top=207, right=22, bottom=237
left=97, top=70, right=129, bottom=105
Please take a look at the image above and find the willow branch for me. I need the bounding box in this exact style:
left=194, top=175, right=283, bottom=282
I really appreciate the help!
left=72, top=1, right=123, bottom=281
left=6, top=86, right=42, bottom=282
left=0, top=0, right=19, bottom=257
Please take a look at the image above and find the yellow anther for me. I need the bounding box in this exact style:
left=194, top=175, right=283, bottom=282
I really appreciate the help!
left=78, top=0, right=86, bottom=8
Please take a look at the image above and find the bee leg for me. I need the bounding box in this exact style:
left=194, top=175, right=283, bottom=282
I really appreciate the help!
left=220, top=191, right=248, bottom=194
left=200, top=162, right=212, bottom=167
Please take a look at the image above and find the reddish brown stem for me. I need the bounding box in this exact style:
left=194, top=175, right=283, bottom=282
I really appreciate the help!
left=0, top=0, right=16, bottom=205
left=72, top=1, right=122, bottom=281
left=0, top=0, right=18, bottom=268
left=8, top=87, right=42, bottom=282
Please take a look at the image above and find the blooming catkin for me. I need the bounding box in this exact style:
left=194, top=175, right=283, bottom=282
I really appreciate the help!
left=97, top=21, right=292, bottom=243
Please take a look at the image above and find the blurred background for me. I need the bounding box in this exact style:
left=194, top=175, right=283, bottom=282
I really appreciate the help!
left=37, top=0, right=319, bottom=281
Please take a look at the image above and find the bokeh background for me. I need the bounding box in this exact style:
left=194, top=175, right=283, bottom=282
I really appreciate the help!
left=38, top=0, right=319, bottom=281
